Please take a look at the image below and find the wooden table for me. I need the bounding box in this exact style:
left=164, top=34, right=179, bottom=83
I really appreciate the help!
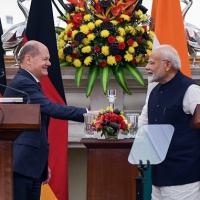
left=81, top=138, right=138, bottom=200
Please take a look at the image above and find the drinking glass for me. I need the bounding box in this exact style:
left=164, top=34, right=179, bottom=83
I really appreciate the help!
left=126, top=113, right=140, bottom=138
left=106, top=89, right=116, bottom=109
left=83, top=113, right=96, bottom=138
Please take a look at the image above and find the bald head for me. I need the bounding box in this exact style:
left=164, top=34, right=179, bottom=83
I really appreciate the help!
left=17, top=40, right=51, bottom=80
left=18, top=40, right=48, bottom=64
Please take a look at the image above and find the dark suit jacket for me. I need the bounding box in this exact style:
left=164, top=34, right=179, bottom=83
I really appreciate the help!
left=4, top=69, right=87, bottom=180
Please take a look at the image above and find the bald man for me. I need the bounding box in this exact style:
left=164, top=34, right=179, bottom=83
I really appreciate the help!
left=4, top=40, right=87, bottom=200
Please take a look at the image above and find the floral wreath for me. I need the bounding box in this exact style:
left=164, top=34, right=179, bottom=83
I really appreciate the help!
left=57, top=0, right=154, bottom=96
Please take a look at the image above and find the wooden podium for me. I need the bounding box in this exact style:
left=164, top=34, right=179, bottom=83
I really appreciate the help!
left=81, top=138, right=138, bottom=200
left=0, top=104, right=40, bottom=200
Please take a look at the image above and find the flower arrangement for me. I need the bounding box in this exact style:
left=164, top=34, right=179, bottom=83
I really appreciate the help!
left=57, top=0, right=154, bottom=96
left=92, top=107, right=128, bottom=139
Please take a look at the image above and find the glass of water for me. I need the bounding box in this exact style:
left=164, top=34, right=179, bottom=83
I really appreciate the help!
left=83, top=113, right=96, bottom=138
left=126, top=113, right=139, bottom=138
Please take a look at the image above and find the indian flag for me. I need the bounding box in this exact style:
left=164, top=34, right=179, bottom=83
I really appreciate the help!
left=151, top=0, right=191, bottom=77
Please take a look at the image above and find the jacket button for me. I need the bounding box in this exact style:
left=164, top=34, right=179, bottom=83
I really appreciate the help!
left=156, top=104, right=160, bottom=108
left=154, top=118, right=158, bottom=122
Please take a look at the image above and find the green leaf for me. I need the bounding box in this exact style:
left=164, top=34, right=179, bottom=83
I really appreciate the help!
left=126, top=64, right=145, bottom=86
left=60, top=62, right=68, bottom=68
left=112, top=67, right=131, bottom=95
left=55, top=27, right=65, bottom=35
left=100, top=67, right=110, bottom=95
left=86, top=66, right=99, bottom=97
left=58, top=15, right=67, bottom=22
left=75, top=67, right=84, bottom=87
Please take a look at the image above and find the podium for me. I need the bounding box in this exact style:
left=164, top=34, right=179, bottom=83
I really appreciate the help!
left=0, top=104, right=40, bottom=200
left=81, top=138, right=138, bottom=200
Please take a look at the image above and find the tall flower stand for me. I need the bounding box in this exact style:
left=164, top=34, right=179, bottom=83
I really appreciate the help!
left=81, top=138, right=138, bottom=200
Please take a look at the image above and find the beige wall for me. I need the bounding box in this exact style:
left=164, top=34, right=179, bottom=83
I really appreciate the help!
left=69, top=148, right=87, bottom=200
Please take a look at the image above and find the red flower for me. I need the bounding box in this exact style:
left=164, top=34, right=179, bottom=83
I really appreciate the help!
left=94, top=46, right=101, bottom=53
left=72, top=13, right=83, bottom=25
left=67, top=30, right=72, bottom=37
left=115, top=55, right=122, bottom=62
left=120, top=120, right=127, bottom=130
left=137, top=36, right=143, bottom=44
left=99, top=60, right=107, bottom=68
left=117, top=18, right=124, bottom=23
left=95, top=2, right=103, bottom=14
left=118, top=42, right=126, bottom=50
left=142, top=25, right=147, bottom=32
left=72, top=23, right=80, bottom=30
left=127, top=38, right=134, bottom=46
left=92, top=109, right=129, bottom=137
left=108, top=36, right=116, bottom=44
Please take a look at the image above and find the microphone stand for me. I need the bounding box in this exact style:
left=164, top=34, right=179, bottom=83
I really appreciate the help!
left=136, top=160, right=150, bottom=200
left=0, top=83, right=30, bottom=104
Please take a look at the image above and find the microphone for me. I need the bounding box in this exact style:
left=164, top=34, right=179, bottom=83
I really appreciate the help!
left=0, top=83, right=31, bottom=104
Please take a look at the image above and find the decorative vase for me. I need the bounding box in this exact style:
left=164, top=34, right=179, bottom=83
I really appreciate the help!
left=102, top=129, right=119, bottom=139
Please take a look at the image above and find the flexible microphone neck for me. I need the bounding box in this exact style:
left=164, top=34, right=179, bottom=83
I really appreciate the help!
left=0, top=83, right=31, bottom=104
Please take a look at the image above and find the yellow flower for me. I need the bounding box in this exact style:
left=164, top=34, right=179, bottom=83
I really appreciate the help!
left=66, top=55, right=72, bottom=63
left=135, top=10, right=143, bottom=17
left=118, top=27, right=126, bottom=36
left=124, top=52, right=133, bottom=62
left=100, top=30, right=110, bottom=38
left=125, top=26, right=133, bottom=33
left=120, top=14, right=130, bottom=21
left=87, top=33, right=95, bottom=41
left=64, top=35, right=67, bottom=41
left=147, top=41, right=153, bottom=49
left=130, top=28, right=136, bottom=35
left=81, top=46, right=92, bottom=53
left=80, top=25, right=89, bottom=34
left=58, top=31, right=65, bottom=39
left=136, top=26, right=142, bottom=32
left=135, top=54, right=142, bottom=63
left=87, top=22, right=95, bottom=30
left=84, top=14, right=92, bottom=21
left=106, top=106, right=113, bottom=112
left=58, top=39, right=65, bottom=49
left=84, top=56, right=93, bottom=66
left=58, top=49, right=64, bottom=60
left=146, top=49, right=152, bottom=57
left=72, top=30, right=78, bottom=38
left=75, top=7, right=84, bottom=12
left=101, top=46, right=109, bottom=56
left=116, top=36, right=124, bottom=43
left=73, top=59, right=82, bottom=67
left=111, top=20, right=118, bottom=25
left=107, top=55, right=117, bottom=65
left=95, top=19, right=103, bottom=26
left=65, top=23, right=73, bottom=32
left=83, top=38, right=90, bottom=45
left=140, top=14, right=148, bottom=22
left=128, top=47, right=135, bottom=54
left=133, top=41, right=138, bottom=47
left=149, top=31, right=155, bottom=40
